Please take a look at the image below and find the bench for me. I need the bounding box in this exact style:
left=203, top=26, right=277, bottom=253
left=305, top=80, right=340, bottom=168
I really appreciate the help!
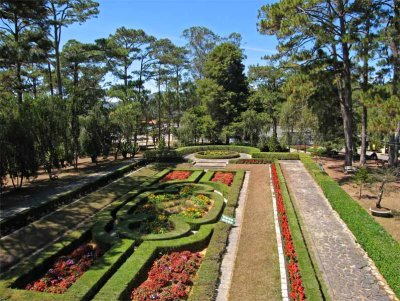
left=344, top=166, right=357, bottom=174
left=377, top=159, right=386, bottom=168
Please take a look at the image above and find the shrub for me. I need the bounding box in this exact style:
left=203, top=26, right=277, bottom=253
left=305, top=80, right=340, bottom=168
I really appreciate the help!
left=194, top=150, right=240, bottom=159
left=251, top=152, right=300, bottom=160
left=143, top=150, right=184, bottom=162
left=176, top=145, right=260, bottom=156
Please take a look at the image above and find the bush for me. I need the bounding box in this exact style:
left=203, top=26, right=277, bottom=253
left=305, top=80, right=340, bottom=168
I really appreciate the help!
left=251, top=152, right=300, bottom=160
left=194, top=150, right=240, bottom=159
left=176, top=145, right=260, bottom=156
left=300, top=154, right=400, bottom=298
left=143, top=150, right=184, bottom=162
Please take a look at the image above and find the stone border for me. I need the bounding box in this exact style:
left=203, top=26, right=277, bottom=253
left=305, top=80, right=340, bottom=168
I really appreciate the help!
left=269, top=165, right=289, bottom=301
left=215, top=171, right=250, bottom=301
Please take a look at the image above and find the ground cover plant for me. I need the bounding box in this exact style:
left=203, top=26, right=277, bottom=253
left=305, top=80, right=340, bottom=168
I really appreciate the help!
left=272, top=163, right=306, bottom=301
left=130, top=250, right=203, bottom=301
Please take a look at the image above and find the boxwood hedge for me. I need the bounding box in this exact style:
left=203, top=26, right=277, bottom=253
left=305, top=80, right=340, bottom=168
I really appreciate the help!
left=251, top=152, right=300, bottom=160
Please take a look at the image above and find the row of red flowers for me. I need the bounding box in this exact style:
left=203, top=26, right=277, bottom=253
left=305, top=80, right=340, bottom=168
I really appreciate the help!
left=131, top=250, right=203, bottom=301
left=160, top=171, right=192, bottom=183
left=211, top=171, right=234, bottom=186
left=271, top=164, right=306, bottom=301
left=25, top=243, right=102, bottom=294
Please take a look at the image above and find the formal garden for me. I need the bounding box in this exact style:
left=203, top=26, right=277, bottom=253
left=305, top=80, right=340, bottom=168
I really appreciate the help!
left=1, top=0, right=400, bottom=300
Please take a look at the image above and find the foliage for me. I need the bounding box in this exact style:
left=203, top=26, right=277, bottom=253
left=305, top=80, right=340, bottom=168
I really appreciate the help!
left=353, top=167, right=371, bottom=199
left=252, top=152, right=299, bottom=160
left=194, top=150, right=240, bottom=159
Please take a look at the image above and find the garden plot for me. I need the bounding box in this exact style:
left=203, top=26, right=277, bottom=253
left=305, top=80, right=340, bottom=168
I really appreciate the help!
left=0, top=168, right=245, bottom=301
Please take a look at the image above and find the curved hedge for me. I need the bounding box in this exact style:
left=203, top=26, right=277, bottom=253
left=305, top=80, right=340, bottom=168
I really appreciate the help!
left=176, top=145, right=260, bottom=155
left=300, top=154, right=400, bottom=298
left=194, top=150, right=240, bottom=159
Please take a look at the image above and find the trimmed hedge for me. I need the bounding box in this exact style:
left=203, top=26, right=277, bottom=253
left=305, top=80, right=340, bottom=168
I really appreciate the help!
left=300, top=154, right=400, bottom=298
left=194, top=150, right=240, bottom=159
left=0, top=159, right=146, bottom=237
left=251, top=152, right=300, bottom=160
left=176, top=145, right=260, bottom=156
left=92, top=224, right=214, bottom=301
left=143, top=150, right=183, bottom=162
left=275, top=162, right=329, bottom=301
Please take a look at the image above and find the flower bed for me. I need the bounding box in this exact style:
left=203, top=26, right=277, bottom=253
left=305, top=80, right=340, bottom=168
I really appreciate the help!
left=131, top=250, right=203, bottom=301
left=160, top=171, right=192, bottom=182
left=271, top=164, right=305, bottom=301
left=25, top=243, right=103, bottom=294
left=211, top=171, right=235, bottom=186
left=232, top=159, right=269, bottom=164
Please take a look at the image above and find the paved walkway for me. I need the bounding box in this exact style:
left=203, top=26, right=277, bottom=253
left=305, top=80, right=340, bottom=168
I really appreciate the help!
left=280, top=160, right=396, bottom=301
left=0, top=166, right=157, bottom=272
left=0, top=159, right=139, bottom=220
left=227, top=164, right=281, bottom=301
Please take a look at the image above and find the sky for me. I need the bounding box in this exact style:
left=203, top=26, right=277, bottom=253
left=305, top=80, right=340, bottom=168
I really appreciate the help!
left=62, top=0, right=278, bottom=90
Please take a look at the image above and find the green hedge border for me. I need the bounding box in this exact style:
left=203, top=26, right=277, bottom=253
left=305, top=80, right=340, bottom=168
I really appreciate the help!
left=251, top=152, right=299, bottom=160
left=0, top=168, right=169, bottom=301
left=176, top=145, right=260, bottom=156
left=299, top=154, right=400, bottom=298
left=275, top=162, right=330, bottom=301
left=0, top=159, right=146, bottom=237
left=194, top=151, right=240, bottom=159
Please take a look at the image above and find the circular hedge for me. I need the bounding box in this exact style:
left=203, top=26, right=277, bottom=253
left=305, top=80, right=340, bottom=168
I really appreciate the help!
left=194, top=150, right=240, bottom=159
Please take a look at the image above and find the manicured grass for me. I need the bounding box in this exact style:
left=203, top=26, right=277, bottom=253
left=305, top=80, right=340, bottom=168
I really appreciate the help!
left=275, top=162, right=330, bottom=301
left=300, top=154, right=400, bottom=298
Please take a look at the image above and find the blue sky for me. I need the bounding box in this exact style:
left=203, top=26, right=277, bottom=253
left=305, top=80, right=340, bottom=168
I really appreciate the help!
left=62, top=0, right=278, bottom=89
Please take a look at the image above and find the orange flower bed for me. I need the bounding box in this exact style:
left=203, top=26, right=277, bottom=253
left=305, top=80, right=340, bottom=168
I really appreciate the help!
left=211, top=171, right=234, bottom=186
left=160, top=170, right=192, bottom=182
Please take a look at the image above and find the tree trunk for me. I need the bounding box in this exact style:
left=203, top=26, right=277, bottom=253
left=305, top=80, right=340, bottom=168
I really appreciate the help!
left=360, top=105, right=368, bottom=166
left=157, top=65, right=162, bottom=144
left=53, top=23, right=63, bottom=97
left=376, top=180, right=386, bottom=208
left=47, top=60, right=54, bottom=96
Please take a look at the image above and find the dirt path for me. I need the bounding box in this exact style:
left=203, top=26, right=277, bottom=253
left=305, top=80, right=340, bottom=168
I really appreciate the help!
left=0, top=166, right=158, bottom=272
left=227, top=164, right=281, bottom=301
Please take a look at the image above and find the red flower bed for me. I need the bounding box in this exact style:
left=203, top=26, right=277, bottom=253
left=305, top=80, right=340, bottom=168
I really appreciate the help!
left=25, top=243, right=102, bottom=294
left=272, top=164, right=306, bottom=301
left=131, top=250, right=203, bottom=301
left=211, top=171, right=234, bottom=186
left=235, top=159, right=268, bottom=164
left=160, top=170, right=192, bottom=182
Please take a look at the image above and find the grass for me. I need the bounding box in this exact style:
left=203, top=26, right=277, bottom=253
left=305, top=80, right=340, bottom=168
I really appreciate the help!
left=275, top=161, right=330, bottom=301
left=300, top=154, right=400, bottom=298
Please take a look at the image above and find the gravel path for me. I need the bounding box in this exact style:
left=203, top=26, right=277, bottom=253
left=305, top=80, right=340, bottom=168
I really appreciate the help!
left=280, top=160, right=397, bottom=301
left=227, top=164, right=281, bottom=301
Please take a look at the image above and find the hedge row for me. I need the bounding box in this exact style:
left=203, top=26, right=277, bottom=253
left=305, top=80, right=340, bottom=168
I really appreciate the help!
left=194, top=151, right=240, bottom=159
left=299, top=154, right=400, bottom=298
left=275, top=162, right=329, bottom=301
left=0, top=169, right=169, bottom=301
left=143, top=150, right=183, bottom=162
left=251, top=152, right=300, bottom=160
left=92, top=224, right=214, bottom=301
left=0, top=159, right=146, bottom=237
left=176, top=145, right=260, bottom=156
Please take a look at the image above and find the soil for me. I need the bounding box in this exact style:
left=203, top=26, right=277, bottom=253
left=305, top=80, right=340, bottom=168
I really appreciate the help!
left=317, top=157, right=400, bottom=241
